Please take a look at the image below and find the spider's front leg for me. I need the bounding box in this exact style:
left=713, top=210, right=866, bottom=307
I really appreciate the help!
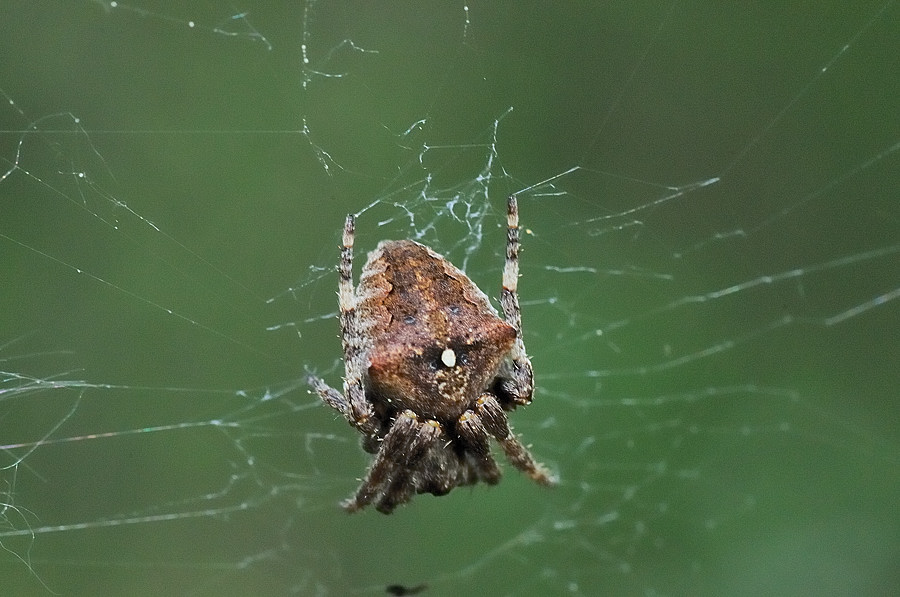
left=498, top=194, right=535, bottom=407
left=456, top=410, right=502, bottom=484
left=344, top=410, right=442, bottom=513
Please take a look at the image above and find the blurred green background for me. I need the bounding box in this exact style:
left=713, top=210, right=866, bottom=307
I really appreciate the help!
left=1, top=2, right=898, bottom=595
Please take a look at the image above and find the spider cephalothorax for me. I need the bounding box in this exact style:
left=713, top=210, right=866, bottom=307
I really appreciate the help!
left=308, top=195, right=555, bottom=513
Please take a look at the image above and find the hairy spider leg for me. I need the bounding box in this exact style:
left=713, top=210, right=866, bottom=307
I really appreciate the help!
left=338, top=214, right=378, bottom=435
left=342, top=410, right=442, bottom=513
left=456, top=410, right=503, bottom=484
left=498, top=194, right=535, bottom=407
left=307, top=214, right=377, bottom=437
left=307, top=374, right=348, bottom=417
left=476, top=393, right=556, bottom=486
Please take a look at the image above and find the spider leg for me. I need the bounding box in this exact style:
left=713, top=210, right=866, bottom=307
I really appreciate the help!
left=499, top=195, right=535, bottom=407
left=343, top=410, right=442, bottom=513
left=307, top=215, right=377, bottom=435
left=378, top=441, right=483, bottom=513
left=456, top=410, right=502, bottom=484
left=308, top=374, right=383, bottom=455
left=307, top=374, right=351, bottom=419
left=414, top=443, right=481, bottom=497
left=476, top=393, right=556, bottom=486
left=336, top=214, right=377, bottom=435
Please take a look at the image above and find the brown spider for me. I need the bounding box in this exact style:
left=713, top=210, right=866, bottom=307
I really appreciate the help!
left=308, top=195, right=555, bottom=513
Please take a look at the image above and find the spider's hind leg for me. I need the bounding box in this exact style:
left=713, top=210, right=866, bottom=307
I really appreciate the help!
left=499, top=195, right=535, bottom=407
left=320, top=213, right=377, bottom=436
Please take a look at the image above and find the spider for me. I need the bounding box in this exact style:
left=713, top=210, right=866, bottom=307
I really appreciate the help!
left=308, top=195, right=555, bottom=513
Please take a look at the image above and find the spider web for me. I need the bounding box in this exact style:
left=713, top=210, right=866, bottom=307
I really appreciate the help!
left=2, top=1, right=899, bottom=595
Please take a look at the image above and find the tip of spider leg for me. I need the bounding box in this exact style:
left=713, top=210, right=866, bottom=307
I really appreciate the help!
left=341, top=498, right=363, bottom=513
left=534, top=466, right=560, bottom=487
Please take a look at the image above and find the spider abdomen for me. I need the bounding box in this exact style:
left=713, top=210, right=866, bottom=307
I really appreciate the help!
left=359, top=240, right=516, bottom=421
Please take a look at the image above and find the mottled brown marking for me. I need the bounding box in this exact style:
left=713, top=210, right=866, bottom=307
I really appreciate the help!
left=359, top=240, right=516, bottom=420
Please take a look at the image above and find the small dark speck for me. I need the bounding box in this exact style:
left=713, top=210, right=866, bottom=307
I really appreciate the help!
left=447, top=305, right=460, bottom=314
left=386, top=584, right=427, bottom=596
left=404, top=315, right=417, bottom=324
